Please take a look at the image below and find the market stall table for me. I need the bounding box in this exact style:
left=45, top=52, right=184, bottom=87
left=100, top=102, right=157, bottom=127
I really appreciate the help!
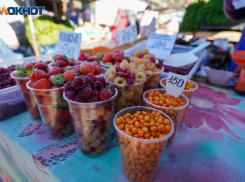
left=0, top=82, right=245, bottom=182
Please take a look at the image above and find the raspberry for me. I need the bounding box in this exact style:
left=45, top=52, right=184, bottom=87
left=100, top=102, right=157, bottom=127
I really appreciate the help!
left=156, top=63, right=162, bottom=69
left=115, top=72, right=122, bottom=77
left=97, top=115, right=104, bottom=123
left=78, top=86, right=92, bottom=99
left=65, top=90, right=77, bottom=101
left=87, top=96, right=100, bottom=103
left=149, top=57, right=156, bottom=63
left=121, top=68, right=130, bottom=77
left=94, top=81, right=103, bottom=91
left=65, top=81, right=74, bottom=92
left=115, top=66, right=122, bottom=72
left=92, top=90, right=100, bottom=98
left=74, top=95, right=86, bottom=102
left=96, top=77, right=106, bottom=86
left=72, top=77, right=85, bottom=90
left=127, top=75, right=136, bottom=85
left=106, top=83, right=116, bottom=95
left=84, top=76, right=94, bottom=86
left=138, top=54, right=143, bottom=58
left=100, top=88, right=112, bottom=101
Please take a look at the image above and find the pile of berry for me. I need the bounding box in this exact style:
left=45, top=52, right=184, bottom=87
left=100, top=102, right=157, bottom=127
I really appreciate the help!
left=78, top=52, right=104, bottom=62
left=49, top=54, right=81, bottom=68
left=65, top=73, right=116, bottom=103
left=102, top=50, right=130, bottom=67
left=115, top=66, right=136, bottom=85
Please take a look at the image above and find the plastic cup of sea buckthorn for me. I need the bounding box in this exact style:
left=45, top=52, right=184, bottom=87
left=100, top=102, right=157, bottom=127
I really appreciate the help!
left=63, top=88, right=118, bottom=158
left=114, top=106, right=174, bottom=182
left=160, top=78, right=198, bottom=121
left=106, top=76, right=146, bottom=113
left=143, top=89, right=189, bottom=146
left=27, top=81, right=74, bottom=139
left=11, top=72, right=40, bottom=120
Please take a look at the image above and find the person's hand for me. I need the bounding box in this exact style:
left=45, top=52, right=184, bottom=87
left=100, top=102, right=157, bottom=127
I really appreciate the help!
left=8, top=42, right=20, bottom=50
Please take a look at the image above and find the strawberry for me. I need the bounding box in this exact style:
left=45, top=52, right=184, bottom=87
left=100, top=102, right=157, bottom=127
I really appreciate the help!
left=74, top=60, right=81, bottom=66
left=47, top=67, right=61, bottom=76
left=26, top=100, right=37, bottom=108
left=78, top=52, right=86, bottom=61
left=55, top=60, right=67, bottom=67
left=67, top=58, right=75, bottom=66
left=20, top=84, right=29, bottom=92
left=94, top=65, right=101, bottom=74
left=49, top=86, right=61, bottom=100
left=43, top=113, right=53, bottom=125
left=60, top=111, right=70, bottom=123
left=33, top=79, right=49, bottom=95
left=49, top=74, right=65, bottom=86
left=42, top=95, right=56, bottom=105
left=50, top=108, right=63, bottom=118
left=29, top=108, right=40, bottom=118
left=63, top=70, right=75, bottom=83
left=51, top=122, right=65, bottom=131
left=39, top=105, right=50, bottom=113
left=30, top=69, right=48, bottom=83
left=96, top=53, right=104, bottom=61
left=24, top=63, right=33, bottom=70
left=34, top=62, right=47, bottom=71
left=53, top=54, right=68, bottom=62
left=91, top=62, right=99, bottom=67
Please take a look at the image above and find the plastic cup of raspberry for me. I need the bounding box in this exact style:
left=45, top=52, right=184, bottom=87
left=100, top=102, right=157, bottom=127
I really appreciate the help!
left=27, top=80, right=74, bottom=139
left=63, top=75, right=118, bottom=157
left=11, top=72, right=41, bottom=120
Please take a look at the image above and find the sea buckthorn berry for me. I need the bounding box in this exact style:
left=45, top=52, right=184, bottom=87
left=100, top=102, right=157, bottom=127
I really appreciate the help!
left=116, top=118, right=122, bottom=125
left=132, top=127, right=138, bottom=134
left=135, top=121, right=141, bottom=128
left=165, top=125, right=171, bottom=132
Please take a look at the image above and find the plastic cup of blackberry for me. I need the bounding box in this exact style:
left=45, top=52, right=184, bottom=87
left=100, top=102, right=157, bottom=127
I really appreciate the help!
left=11, top=72, right=41, bottom=120
left=27, top=81, right=74, bottom=139
left=63, top=82, right=118, bottom=158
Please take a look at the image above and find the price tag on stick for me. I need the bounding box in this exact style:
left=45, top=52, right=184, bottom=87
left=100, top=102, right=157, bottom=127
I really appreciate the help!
left=147, top=33, right=177, bottom=60
left=115, top=25, right=137, bottom=46
left=166, top=72, right=188, bottom=98
left=56, top=30, right=82, bottom=59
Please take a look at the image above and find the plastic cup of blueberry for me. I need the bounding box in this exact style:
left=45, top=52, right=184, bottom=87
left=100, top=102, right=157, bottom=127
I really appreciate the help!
left=63, top=74, right=118, bottom=157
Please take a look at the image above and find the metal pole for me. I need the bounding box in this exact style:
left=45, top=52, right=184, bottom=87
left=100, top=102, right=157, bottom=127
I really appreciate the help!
left=25, top=0, right=40, bottom=56
left=52, top=0, right=58, bottom=15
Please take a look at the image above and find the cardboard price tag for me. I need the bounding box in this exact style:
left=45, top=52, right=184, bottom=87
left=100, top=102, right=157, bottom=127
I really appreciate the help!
left=115, top=25, right=137, bottom=46
left=166, top=72, right=188, bottom=97
left=56, top=30, right=82, bottom=59
left=147, top=33, right=177, bottom=60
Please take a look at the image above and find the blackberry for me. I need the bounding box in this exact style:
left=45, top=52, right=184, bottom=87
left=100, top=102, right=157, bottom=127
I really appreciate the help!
left=94, top=81, right=103, bottom=91
left=65, top=90, right=77, bottom=101
left=106, top=82, right=116, bottom=95
left=87, top=96, right=100, bottom=102
left=74, top=95, right=86, bottom=102
left=87, top=73, right=96, bottom=81
left=92, top=90, right=100, bottom=98
left=84, top=76, right=94, bottom=86
left=65, top=81, right=74, bottom=92
left=78, top=86, right=92, bottom=99
left=72, top=77, right=85, bottom=90
left=96, top=77, right=106, bottom=86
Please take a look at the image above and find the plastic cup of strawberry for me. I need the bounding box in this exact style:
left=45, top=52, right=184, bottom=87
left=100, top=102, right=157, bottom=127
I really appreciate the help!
left=27, top=80, right=75, bottom=139
left=63, top=74, right=118, bottom=157
left=11, top=72, right=41, bottom=120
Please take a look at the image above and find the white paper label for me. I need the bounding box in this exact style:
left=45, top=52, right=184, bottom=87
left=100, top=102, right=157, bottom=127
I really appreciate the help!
left=56, top=30, right=82, bottom=59
left=115, top=25, right=137, bottom=46
left=166, top=72, right=188, bottom=97
left=232, top=0, right=245, bottom=10
left=147, top=33, right=177, bottom=60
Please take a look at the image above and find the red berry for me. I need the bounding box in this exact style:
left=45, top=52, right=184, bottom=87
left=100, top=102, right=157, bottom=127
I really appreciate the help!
left=33, top=79, right=50, bottom=95
left=65, top=81, right=74, bottom=92
left=54, top=54, right=67, bottom=62
left=121, top=68, right=130, bottom=77
left=149, top=57, right=155, bottom=63
left=55, top=60, right=67, bottom=67
left=34, top=62, right=47, bottom=71
left=67, top=58, right=75, bottom=66
left=96, top=77, right=106, bottom=86
left=78, top=86, right=92, bottom=99
left=94, top=65, right=101, bottom=74
left=92, top=90, right=100, bottom=98
left=63, top=70, right=75, bottom=83
left=100, top=88, right=112, bottom=101
left=24, top=63, right=33, bottom=70
left=94, top=81, right=103, bottom=91
left=74, top=95, right=86, bottom=102
left=87, top=96, right=100, bottom=102
left=49, top=74, right=65, bottom=86
left=30, top=69, right=48, bottom=83
left=65, top=90, right=77, bottom=101
left=102, top=53, right=113, bottom=63
left=72, top=77, right=86, bottom=90
left=51, top=122, right=65, bottom=131
left=48, top=67, right=61, bottom=76
left=78, top=52, right=86, bottom=61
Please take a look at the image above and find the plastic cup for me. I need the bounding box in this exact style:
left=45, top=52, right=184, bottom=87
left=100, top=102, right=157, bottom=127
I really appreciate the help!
left=143, top=89, right=189, bottom=145
left=160, top=78, right=198, bottom=121
left=27, top=81, right=74, bottom=139
left=48, top=62, right=81, bottom=73
left=144, top=68, right=163, bottom=92
left=114, top=106, right=174, bottom=182
left=11, top=73, right=40, bottom=120
left=63, top=88, right=118, bottom=157
left=106, top=77, right=146, bottom=113
left=95, top=67, right=107, bottom=78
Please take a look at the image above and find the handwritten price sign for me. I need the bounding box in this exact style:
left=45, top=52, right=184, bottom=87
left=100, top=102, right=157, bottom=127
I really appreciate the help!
left=56, top=31, right=82, bottom=59
left=166, top=72, right=187, bottom=97
left=147, top=33, right=177, bottom=60
left=115, top=25, right=137, bottom=46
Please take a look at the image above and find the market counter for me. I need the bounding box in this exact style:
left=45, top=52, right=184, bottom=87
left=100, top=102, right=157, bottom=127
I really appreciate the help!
left=0, top=82, right=245, bottom=182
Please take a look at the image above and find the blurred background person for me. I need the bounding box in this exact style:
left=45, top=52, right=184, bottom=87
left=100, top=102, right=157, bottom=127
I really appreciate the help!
left=126, top=9, right=139, bottom=34
left=140, top=5, right=156, bottom=38
left=64, top=1, right=79, bottom=25
left=83, top=6, right=91, bottom=23
left=0, top=0, right=25, bottom=61
left=223, top=0, right=245, bottom=73
left=110, top=8, right=128, bottom=40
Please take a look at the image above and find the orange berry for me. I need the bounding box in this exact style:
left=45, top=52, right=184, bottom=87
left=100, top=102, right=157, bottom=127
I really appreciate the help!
left=119, top=124, right=125, bottom=130
left=116, top=118, right=121, bottom=125
left=163, top=119, right=170, bottom=125
left=134, top=121, right=141, bottom=128
left=142, top=127, right=148, bottom=133
left=138, top=131, right=144, bottom=137
left=132, top=127, right=138, bottom=134
left=165, top=125, right=171, bottom=132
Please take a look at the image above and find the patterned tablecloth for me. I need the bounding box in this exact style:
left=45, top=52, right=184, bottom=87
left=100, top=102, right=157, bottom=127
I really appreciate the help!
left=0, top=82, right=245, bottom=182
